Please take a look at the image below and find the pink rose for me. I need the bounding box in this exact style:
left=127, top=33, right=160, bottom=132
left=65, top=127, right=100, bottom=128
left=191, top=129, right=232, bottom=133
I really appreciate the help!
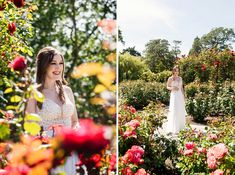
left=207, top=143, right=228, bottom=160
left=185, top=142, right=196, bottom=150
left=207, top=156, right=217, bottom=169
left=197, top=147, right=207, bottom=154
left=134, top=168, right=149, bottom=175
left=207, top=133, right=218, bottom=141
left=121, top=166, right=133, bottom=175
left=211, top=169, right=224, bottom=175
left=122, top=146, right=144, bottom=165
left=183, top=149, right=194, bottom=156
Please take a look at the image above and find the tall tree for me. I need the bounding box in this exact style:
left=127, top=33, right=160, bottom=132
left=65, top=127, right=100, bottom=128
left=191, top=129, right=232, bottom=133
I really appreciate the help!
left=189, top=27, right=235, bottom=55
left=143, top=39, right=175, bottom=73
left=122, top=46, right=141, bottom=57
left=171, top=40, right=182, bottom=59
left=189, top=36, right=202, bottom=55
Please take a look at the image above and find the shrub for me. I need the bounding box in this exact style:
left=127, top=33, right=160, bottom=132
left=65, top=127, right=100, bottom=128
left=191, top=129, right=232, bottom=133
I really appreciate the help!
left=177, top=117, right=235, bottom=174
left=119, top=103, right=178, bottom=174
left=119, top=53, right=149, bottom=82
left=155, top=70, right=172, bottom=83
left=119, top=80, right=169, bottom=109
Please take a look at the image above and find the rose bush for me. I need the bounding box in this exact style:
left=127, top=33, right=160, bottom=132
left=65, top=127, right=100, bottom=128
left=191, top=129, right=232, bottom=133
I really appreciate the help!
left=177, top=117, right=235, bottom=174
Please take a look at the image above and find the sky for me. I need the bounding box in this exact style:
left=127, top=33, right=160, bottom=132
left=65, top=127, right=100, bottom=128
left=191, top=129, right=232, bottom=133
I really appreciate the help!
left=118, top=0, right=235, bottom=55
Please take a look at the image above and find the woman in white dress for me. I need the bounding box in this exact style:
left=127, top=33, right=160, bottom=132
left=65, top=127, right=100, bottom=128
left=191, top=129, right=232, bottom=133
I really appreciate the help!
left=26, top=46, right=79, bottom=174
left=166, top=65, right=186, bottom=134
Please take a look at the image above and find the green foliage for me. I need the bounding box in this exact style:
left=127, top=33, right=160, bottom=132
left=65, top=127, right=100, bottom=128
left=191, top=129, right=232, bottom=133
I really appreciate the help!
left=189, top=27, right=235, bottom=55
left=155, top=70, right=172, bottom=83
left=143, top=39, right=175, bottom=73
left=119, top=80, right=169, bottom=109
left=185, top=82, right=235, bottom=122
left=121, top=46, right=141, bottom=57
left=119, top=53, right=148, bottom=82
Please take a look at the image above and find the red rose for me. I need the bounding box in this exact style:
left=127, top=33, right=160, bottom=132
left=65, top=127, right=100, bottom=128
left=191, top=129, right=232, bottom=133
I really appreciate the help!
left=8, top=56, right=27, bottom=71
left=121, top=166, right=133, bottom=175
left=13, top=0, right=24, bottom=8
left=201, top=64, right=206, bottom=71
left=185, top=142, right=196, bottom=150
left=77, top=154, right=102, bottom=169
left=8, top=22, right=16, bottom=35
left=58, top=119, right=111, bottom=155
left=109, top=153, right=116, bottom=171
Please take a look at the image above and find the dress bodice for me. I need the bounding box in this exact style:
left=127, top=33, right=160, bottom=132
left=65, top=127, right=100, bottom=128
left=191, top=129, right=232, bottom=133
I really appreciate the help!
left=37, top=93, right=75, bottom=131
left=171, top=77, right=182, bottom=89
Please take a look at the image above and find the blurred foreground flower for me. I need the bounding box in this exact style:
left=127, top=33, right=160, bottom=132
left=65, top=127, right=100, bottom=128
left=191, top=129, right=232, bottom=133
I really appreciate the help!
left=8, top=22, right=16, bottom=35
left=57, top=119, right=112, bottom=155
left=97, top=19, right=116, bottom=35
left=8, top=56, right=27, bottom=71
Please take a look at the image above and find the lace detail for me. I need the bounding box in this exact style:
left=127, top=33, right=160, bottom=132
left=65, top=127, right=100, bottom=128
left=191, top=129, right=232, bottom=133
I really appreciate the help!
left=37, top=94, right=75, bottom=131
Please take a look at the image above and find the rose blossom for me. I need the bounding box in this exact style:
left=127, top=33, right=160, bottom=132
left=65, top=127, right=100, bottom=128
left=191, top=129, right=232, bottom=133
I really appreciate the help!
left=57, top=119, right=110, bottom=155
left=8, top=56, right=27, bottom=71
left=207, top=156, right=217, bottom=169
left=134, top=168, right=149, bottom=175
left=197, top=147, right=207, bottom=154
left=8, top=22, right=16, bottom=35
left=211, top=169, right=224, bottom=175
left=121, top=166, right=133, bottom=175
left=13, top=0, right=24, bottom=8
left=207, top=133, right=218, bottom=141
left=122, top=146, right=144, bottom=165
left=183, top=149, right=194, bottom=156
left=109, top=153, right=116, bottom=171
left=185, top=142, right=196, bottom=150
left=77, top=154, right=101, bottom=169
left=207, top=143, right=228, bottom=160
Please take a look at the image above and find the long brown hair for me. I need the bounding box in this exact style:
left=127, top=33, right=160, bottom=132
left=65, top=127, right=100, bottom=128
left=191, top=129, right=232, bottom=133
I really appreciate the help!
left=36, top=46, right=67, bottom=109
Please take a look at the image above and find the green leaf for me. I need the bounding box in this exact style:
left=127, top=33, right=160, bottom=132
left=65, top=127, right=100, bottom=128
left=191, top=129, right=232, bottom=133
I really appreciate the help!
left=4, top=87, right=13, bottom=94
left=10, top=95, right=22, bottom=103
left=0, top=123, right=10, bottom=140
left=24, top=122, right=41, bottom=136
left=33, top=90, right=45, bottom=103
left=25, top=113, right=41, bottom=122
left=6, top=105, right=17, bottom=110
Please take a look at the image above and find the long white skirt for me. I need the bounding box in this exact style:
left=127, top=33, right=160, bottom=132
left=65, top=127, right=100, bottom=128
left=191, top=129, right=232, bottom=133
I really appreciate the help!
left=166, top=90, right=186, bottom=134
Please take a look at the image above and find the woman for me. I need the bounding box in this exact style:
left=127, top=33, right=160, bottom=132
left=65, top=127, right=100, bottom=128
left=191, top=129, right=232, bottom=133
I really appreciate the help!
left=166, top=65, right=186, bottom=134
left=26, top=46, right=79, bottom=174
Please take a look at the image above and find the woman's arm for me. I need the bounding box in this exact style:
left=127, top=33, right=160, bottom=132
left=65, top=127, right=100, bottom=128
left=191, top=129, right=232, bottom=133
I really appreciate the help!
left=65, top=86, right=79, bottom=128
left=167, top=77, right=173, bottom=91
left=25, top=97, right=37, bottom=114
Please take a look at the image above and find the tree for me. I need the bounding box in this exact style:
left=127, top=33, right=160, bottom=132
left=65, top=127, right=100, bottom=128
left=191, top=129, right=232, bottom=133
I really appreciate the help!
left=171, top=40, right=182, bottom=59
left=143, top=39, right=175, bottom=73
left=189, top=27, right=235, bottom=55
left=122, top=46, right=141, bottom=57
left=189, top=36, right=202, bottom=55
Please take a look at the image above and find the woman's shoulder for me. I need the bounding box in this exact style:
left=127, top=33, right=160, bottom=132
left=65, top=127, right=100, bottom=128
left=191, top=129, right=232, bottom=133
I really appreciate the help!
left=168, top=76, right=173, bottom=80
left=63, top=85, right=72, bottom=92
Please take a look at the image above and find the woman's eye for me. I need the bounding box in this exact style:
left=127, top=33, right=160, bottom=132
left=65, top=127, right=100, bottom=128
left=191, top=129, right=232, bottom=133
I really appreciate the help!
left=50, top=62, right=56, bottom=65
left=60, top=63, right=64, bottom=65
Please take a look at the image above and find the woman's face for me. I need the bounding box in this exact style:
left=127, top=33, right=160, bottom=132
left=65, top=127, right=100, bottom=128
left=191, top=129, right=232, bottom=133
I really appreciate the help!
left=173, top=68, right=179, bottom=76
left=45, top=54, right=64, bottom=81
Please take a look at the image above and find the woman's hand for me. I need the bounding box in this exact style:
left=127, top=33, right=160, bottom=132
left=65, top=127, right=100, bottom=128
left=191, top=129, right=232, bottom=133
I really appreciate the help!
left=172, top=86, right=179, bottom=91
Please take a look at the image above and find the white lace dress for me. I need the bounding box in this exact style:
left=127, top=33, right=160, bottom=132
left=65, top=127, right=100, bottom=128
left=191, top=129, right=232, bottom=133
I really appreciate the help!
left=166, top=77, right=186, bottom=134
left=37, top=93, right=78, bottom=175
